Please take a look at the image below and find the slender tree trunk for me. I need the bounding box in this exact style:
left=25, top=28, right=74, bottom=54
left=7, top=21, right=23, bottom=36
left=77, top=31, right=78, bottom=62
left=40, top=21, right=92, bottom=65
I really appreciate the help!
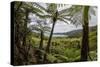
left=46, top=10, right=58, bottom=53
left=43, top=11, right=58, bottom=63
left=22, top=9, right=29, bottom=64
left=39, top=31, right=44, bottom=49
left=46, top=22, right=56, bottom=53
left=43, top=21, right=56, bottom=63
left=37, top=31, right=44, bottom=63
left=81, top=6, right=89, bottom=61
left=22, top=10, right=28, bottom=48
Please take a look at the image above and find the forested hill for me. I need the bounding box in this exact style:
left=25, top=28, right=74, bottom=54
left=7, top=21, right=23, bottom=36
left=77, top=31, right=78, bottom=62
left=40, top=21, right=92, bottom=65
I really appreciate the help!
left=53, top=25, right=97, bottom=38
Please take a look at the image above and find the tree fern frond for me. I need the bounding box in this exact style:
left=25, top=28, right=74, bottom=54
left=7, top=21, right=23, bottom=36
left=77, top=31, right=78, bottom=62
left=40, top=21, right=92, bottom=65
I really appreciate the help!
left=59, top=5, right=83, bottom=17
left=25, top=3, right=44, bottom=13
left=32, top=3, right=48, bottom=12
left=58, top=8, right=72, bottom=15
left=57, top=18, right=69, bottom=24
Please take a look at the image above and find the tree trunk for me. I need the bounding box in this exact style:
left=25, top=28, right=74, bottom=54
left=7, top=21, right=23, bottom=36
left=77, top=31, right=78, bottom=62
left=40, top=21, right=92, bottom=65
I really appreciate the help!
left=81, top=6, right=89, bottom=61
left=43, top=11, right=58, bottom=63
left=23, top=9, right=28, bottom=46
left=43, top=21, right=56, bottom=63
left=22, top=9, right=29, bottom=64
left=37, top=31, right=44, bottom=63
left=39, top=31, right=44, bottom=49
left=46, top=22, right=56, bottom=53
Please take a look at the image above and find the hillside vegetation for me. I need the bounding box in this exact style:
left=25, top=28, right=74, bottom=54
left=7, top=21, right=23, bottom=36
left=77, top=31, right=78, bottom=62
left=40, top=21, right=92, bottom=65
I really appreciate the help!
left=30, top=26, right=97, bottom=63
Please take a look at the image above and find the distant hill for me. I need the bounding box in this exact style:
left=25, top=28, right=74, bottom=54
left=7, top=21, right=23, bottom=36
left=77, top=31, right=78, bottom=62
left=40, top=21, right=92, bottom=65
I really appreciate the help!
left=53, top=25, right=97, bottom=38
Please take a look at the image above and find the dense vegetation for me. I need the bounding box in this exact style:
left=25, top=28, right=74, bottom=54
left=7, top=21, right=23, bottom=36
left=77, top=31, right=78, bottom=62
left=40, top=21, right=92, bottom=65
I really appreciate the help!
left=12, top=1, right=97, bottom=65
left=30, top=26, right=97, bottom=63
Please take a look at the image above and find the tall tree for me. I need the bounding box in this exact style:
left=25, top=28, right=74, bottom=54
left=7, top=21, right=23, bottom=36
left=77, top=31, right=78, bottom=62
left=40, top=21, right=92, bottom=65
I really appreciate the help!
left=31, top=3, right=74, bottom=63
left=68, top=5, right=96, bottom=61
left=32, top=3, right=74, bottom=63
left=30, top=18, right=51, bottom=63
left=81, top=6, right=89, bottom=61
left=30, top=19, right=51, bottom=50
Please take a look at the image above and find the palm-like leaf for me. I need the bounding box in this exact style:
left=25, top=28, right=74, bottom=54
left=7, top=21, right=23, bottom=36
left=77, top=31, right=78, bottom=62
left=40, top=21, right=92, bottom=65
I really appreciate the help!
left=32, top=3, right=71, bottom=24
left=32, top=3, right=48, bottom=12
left=29, top=18, right=51, bottom=33
left=57, top=17, right=69, bottom=24
left=68, top=5, right=97, bottom=26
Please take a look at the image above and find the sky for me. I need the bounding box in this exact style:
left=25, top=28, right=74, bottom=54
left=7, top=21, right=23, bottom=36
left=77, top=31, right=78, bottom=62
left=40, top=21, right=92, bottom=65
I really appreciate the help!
left=52, top=14, right=97, bottom=33
left=29, top=3, right=97, bottom=33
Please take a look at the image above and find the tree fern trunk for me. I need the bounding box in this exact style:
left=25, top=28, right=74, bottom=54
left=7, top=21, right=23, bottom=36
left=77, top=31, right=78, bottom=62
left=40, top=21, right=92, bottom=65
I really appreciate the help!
left=81, top=6, right=89, bottom=61
left=46, top=22, right=56, bottom=53
left=43, top=21, right=56, bottom=63
left=22, top=9, right=29, bottom=64
left=39, top=31, right=44, bottom=49
left=37, top=31, right=44, bottom=63
left=43, top=10, right=58, bottom=63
